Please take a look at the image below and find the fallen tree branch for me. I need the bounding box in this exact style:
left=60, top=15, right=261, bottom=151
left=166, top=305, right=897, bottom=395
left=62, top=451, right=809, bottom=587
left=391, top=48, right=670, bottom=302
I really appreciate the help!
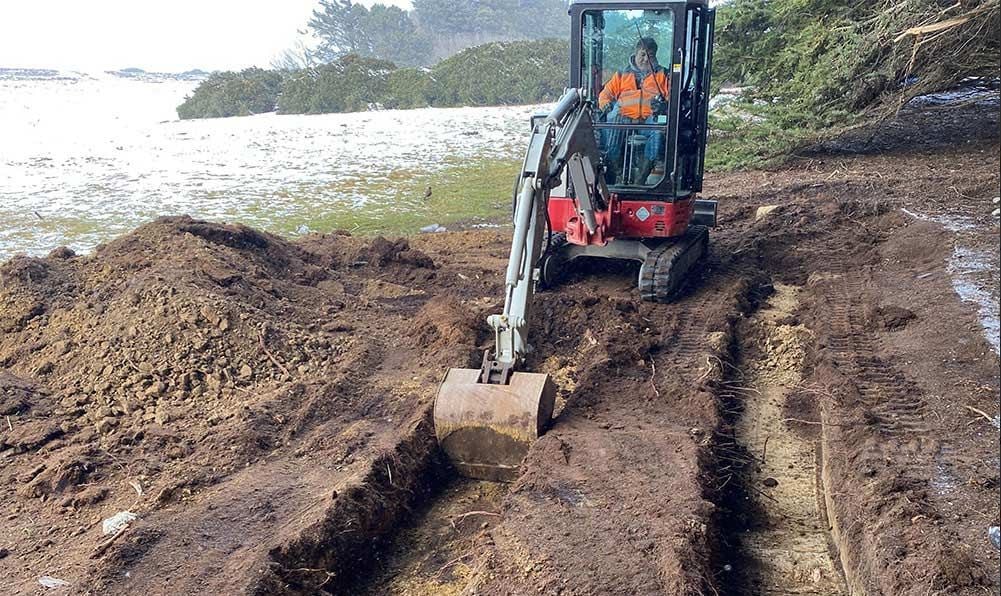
left=258, top=328, right=292, bottom=378
left=964, top=405, right=998, bottom=426
left=91, top=527, right=129, bottom=559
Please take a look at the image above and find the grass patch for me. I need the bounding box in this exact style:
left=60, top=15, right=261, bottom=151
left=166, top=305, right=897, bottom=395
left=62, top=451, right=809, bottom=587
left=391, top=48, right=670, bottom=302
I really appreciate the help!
left=3, top=157, right=520, bottom=260
left=266, top=157, right=519, bottom=237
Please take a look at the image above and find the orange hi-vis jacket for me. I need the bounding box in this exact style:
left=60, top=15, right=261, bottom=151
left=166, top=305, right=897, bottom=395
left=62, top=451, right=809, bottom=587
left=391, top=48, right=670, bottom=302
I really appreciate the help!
left=598, top=67, right=670, bottom=120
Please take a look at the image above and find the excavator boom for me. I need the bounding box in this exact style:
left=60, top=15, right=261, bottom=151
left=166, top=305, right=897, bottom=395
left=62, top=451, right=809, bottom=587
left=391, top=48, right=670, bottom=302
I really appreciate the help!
left=434, top=89, right=602, bottom=481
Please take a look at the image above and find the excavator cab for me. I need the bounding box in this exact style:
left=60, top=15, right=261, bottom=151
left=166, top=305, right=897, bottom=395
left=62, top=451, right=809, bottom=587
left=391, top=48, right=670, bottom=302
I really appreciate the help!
left=575, top=1, right=715, bottom=197
left=435, top=0, right=715, bottom=482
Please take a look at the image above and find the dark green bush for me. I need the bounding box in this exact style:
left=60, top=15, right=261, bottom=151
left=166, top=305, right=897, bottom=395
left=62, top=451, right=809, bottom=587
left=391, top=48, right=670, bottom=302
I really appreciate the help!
left=178, top=39, right=569, bottom=119
left=383, top=68, right=435, bottom=109
left=276, top=54, right=397, bottom=114
left=176, top=68, right=283, bottom=119
left=428, top=39, right=567, bottom=106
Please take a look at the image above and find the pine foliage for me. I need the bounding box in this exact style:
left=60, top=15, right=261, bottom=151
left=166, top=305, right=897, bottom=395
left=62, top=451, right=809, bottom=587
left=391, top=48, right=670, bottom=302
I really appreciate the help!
left=714, top=0, right=1000, bottom=126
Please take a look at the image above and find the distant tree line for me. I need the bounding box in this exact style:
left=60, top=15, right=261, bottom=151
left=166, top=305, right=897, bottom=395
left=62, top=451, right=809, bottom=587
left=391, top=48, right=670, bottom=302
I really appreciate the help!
left=307, top=0, right=569, bottom=67
left=176, top=39, right=568, bottom=119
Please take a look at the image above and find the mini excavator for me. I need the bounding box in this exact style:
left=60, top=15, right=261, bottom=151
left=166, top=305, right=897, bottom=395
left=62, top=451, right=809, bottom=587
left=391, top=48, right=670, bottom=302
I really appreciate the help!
left=435, top=0, right=717, bottom=481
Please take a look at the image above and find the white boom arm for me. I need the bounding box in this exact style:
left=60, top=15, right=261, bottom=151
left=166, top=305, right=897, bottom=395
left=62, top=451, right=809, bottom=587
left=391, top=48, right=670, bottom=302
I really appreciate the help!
left=481, top=88, right=609, bottom=384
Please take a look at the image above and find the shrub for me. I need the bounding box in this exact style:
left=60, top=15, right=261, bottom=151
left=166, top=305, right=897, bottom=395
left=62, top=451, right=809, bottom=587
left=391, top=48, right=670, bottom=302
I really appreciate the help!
left=429, top=39, right=567, bottom=106
left=176, top=68, right=283, bottom=119
left=177, top=39, right=569, bottom=119
left=277, top=54, right=397, bottom=114
left=384, top=68, right=436, bottom=109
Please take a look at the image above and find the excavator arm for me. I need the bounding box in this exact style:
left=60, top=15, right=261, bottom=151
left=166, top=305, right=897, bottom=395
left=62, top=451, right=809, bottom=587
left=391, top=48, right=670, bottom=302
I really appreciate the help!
left=483, top=88, right=607, bottom=383
left=434, top=89, right=607, bottom=481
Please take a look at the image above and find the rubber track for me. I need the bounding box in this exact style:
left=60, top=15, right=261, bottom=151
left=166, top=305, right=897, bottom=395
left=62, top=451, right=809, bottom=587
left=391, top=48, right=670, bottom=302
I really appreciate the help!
left=639, top=225, right=709, bottom=303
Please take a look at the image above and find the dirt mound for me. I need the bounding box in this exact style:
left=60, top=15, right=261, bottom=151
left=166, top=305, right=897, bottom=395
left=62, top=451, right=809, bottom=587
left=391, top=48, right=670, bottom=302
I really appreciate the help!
left=1, top=216, right=349, bottom=464
left=0, top=216, right=450, bottom=593
left=2, top=135, right=998, bottom=595
left=410, top=298, right=480, bottom=368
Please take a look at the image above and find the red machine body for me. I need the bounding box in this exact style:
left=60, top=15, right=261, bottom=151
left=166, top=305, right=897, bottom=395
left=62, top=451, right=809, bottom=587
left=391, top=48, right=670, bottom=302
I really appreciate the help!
left=547, top=194, right=695, bottom=246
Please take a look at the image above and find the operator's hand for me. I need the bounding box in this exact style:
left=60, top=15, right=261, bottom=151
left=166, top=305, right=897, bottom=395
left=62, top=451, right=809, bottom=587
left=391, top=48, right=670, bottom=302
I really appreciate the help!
left=651, top=95, right=667, bottom=115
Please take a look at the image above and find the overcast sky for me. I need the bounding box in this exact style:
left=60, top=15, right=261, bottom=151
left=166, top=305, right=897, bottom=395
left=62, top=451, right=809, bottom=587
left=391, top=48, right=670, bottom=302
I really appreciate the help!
left=0, top=0, right=413, bottom=73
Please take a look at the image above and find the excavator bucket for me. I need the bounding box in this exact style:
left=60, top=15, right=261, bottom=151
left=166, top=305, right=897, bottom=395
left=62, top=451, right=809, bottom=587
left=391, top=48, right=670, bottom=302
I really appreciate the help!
left=434, top=368, right=556, bottom=482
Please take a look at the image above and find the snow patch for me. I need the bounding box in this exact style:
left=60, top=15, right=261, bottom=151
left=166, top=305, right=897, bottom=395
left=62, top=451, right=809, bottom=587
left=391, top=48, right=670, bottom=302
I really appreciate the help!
left=946, top=246, right=1000, bottom=356
left=901, top=208, right=999, bottom=356
left=0, top=76, right=548, bottom=259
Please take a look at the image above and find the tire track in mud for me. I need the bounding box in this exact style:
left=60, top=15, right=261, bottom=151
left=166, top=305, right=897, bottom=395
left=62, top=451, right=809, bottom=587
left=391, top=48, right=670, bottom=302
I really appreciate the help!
left=807, top=251, right=955, bottom=594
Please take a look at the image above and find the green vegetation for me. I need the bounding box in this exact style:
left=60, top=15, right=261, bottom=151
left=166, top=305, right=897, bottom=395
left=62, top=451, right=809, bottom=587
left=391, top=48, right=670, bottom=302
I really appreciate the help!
left=304, top=157, right=519, bottom=235
left=424, top=40, right=567, bottom=107
left=705, top=110, right=813, bottom=172
left=211, top=157, right=520, bottom=238
left=175, top=68, right=283, bottom=119
left=178, top=39, right=568, bottom=119
left=384, top=68, right=435, bottom=110
left=707, top=0, right=999, bottom=169
left=277, top=54, right=396, bottom=114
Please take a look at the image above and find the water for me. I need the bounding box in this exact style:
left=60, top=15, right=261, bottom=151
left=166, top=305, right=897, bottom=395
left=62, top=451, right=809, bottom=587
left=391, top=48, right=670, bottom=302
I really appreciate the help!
left=0, top=71, right=541, bottom=259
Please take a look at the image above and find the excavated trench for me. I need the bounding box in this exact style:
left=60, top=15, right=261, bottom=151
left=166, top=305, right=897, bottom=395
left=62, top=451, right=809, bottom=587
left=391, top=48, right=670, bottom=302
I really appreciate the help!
left=714, top=282, right=848, bottom=596
left=258, top=251, right=857, bottom=595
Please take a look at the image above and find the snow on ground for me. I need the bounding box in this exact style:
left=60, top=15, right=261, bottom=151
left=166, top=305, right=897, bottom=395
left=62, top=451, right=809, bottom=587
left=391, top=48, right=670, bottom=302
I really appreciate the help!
left=0, top=73, right=544, bottom=259
left=902, top=207, right=1000, bottom=357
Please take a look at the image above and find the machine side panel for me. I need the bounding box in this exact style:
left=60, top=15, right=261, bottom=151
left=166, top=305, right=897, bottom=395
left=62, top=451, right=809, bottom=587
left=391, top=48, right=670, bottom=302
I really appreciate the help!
left=548, top=195, right=695, bottom=245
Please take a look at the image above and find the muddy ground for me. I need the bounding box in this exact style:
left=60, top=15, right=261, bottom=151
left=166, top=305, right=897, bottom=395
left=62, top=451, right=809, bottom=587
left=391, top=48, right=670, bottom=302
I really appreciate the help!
left=1, top=101, right=999, bottom=595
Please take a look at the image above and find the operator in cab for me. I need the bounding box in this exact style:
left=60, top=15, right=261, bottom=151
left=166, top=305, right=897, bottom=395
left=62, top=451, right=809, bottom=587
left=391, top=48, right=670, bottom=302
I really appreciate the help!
left=598, top=37, right=670, bottom=184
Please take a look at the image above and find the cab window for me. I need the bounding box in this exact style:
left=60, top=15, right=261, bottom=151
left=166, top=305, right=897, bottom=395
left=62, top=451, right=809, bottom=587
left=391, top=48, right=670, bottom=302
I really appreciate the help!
left=582, top=9, right=674, bottom=189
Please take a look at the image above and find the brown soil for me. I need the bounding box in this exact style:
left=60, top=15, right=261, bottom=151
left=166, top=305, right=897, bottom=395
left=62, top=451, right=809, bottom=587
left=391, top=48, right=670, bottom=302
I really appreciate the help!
left=728, top=283, right=847, bottom=594
left=1, top=104, right=999, bottom=595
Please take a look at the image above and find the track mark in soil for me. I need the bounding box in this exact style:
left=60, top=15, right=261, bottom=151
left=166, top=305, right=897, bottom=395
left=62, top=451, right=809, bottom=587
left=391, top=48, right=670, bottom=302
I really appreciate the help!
left=730, top=283, right=847, bottom=595
left=827, top=261, right=929, bottom=435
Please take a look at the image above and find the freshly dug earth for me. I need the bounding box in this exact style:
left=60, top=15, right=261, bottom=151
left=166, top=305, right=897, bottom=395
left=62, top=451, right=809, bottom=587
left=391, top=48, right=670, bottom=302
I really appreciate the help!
left=1, top=108, right=999, bottom=594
